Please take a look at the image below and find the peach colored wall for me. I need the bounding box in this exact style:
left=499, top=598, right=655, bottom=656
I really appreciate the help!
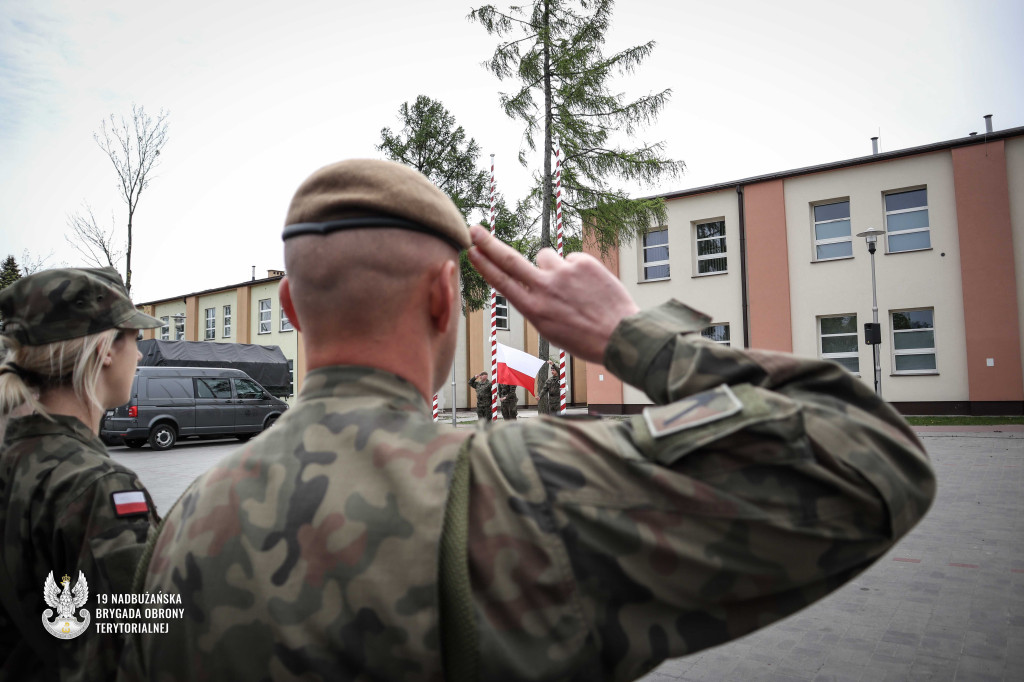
left=236, top=287, right=251, bottom=344
left=952, top=141, right=1024, bottom=401
left=583, top=231, right=624, bottom=407
left=185, top=297, right=199, bottom=341
left=744, top=180, right=793, bottom=351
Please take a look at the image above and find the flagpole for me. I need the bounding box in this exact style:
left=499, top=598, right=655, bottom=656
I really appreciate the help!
left=432, top=394, right=438, bottom=422
left=555, top=144, right=567, bottom=415
left=488, top=154, right=499, bottom=422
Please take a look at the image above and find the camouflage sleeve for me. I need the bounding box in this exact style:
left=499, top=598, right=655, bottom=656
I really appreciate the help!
left=50, top=471, right=157, bottom=681
left=468, top=300, right=935, bottom=681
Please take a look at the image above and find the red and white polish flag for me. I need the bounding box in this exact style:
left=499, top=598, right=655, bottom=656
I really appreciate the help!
left=496, top=342, right=547, bottom=397
left=111, top=490, right=149, bottom=517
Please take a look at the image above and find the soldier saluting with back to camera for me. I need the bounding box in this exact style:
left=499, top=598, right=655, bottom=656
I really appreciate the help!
left=0, top=267, right=162, bottom=680
left=125, top=159, right=934, bottom=681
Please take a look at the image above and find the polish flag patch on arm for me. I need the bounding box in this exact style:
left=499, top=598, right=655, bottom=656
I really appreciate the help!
left=111, top=490, right=149, bottom=517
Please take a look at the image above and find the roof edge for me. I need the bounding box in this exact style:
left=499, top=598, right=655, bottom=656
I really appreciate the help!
left=138, top=274, right=284, bottom=307
left=650, top=125, right=1024, bottom=201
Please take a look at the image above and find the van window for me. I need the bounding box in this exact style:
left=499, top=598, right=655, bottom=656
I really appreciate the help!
left=234, top=378, right=265, bottom=400
left=148, top=377, right=193, bottom=399
left=196, top=378, right=232, bottom=399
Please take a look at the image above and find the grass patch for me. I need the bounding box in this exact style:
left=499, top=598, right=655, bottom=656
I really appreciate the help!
left=904, top=415, right=1024, bottom=426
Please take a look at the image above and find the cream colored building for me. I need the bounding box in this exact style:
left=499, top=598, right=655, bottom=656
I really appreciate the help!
left=141, top=269, right=302, bottom=398
left=139, top=273, right=584, bottom=412
left=586, top=121, right=1024, bottom=415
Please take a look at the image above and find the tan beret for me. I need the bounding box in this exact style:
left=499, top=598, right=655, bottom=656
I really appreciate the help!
left=282, top=159, right=470, bottom=250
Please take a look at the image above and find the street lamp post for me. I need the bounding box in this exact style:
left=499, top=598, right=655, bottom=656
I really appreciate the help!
left=855, top=228, right=884, bottom=397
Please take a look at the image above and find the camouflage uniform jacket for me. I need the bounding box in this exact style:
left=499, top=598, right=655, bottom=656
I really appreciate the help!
left=467, top=376, right=491, bottom=419
left=536, top=369, right=559, bottom=415
left=498, top=383, right=518, bottom=420
left=129, top=300, right=934, bottom=682
left=0, top=414, right=158, bottom=681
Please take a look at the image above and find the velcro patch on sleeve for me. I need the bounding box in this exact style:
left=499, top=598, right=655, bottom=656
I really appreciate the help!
left=642, top=384, right=743, bottom=439
left=111, top=490, right=149, bottom=517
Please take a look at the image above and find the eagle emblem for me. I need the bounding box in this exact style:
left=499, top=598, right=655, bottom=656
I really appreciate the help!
left=42, top=571, right=90, bottom=639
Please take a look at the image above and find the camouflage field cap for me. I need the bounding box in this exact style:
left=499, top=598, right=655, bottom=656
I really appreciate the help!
left=282, top=159, right=471, bottom=251
left=0, top=267, right=163, bottom=346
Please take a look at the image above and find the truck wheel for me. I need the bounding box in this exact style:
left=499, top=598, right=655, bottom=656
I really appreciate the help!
left=149, top=424, right=177, bottom=451
left=124, top=439, right=146, bottom=449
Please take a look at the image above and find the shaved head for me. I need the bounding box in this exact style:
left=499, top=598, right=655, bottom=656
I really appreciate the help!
left=284, top=227, right=459, bottom=343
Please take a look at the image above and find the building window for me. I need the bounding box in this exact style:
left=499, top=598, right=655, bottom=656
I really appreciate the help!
left=204, top=308, right=216, bottom=340
left=495, top=295, right=509, bottom=330
left=223, top=305, right=232, bottom=338
left=813, top=200, right=852, bottom=260
left=641, top=228, right=670, bottom=281
left=819, top=315, right=859, bottom=373
left=701, top=324, right=730, bottom=346
left=174, top=315, right=185, bottom=341
left=281, top=307, right=294, bottom=332
left=885, top=188, right=930, bottom=253
left=287, top=359, right=294, bottom=396
left=892, top=309, right=936, bottom=373
left=694, top=220, right=727, bottom=275
left=258, top=299, right=272, bottom=334
left=160, top=316, right=169, bottom=341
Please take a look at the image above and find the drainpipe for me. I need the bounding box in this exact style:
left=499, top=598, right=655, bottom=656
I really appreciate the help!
left=736, top=185, right=750, bottom=349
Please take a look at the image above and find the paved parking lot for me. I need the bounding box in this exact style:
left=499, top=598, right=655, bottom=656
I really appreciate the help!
left=111, top=426, right=1024, bottom=682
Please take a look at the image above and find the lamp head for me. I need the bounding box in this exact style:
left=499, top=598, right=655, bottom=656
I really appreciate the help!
left=855, top=227, right=884, bottom=244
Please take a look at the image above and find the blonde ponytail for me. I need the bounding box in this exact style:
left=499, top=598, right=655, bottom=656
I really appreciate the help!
left=0, top=329, right=119, bottom=421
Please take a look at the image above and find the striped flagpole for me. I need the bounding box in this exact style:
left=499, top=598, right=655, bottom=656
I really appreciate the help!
left=555, top=145, right=567, bottom=415
left=432, top=394, right=439, bottom=422
left=489, top=154, right=499, bottom=422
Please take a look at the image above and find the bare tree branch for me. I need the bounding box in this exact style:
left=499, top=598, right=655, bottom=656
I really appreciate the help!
left=94, top=103, right=169, bottom=294
left=65, top=203, right=125, bottom=270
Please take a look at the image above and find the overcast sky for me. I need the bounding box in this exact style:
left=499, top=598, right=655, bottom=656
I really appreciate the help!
left=1, top=0, right=1021, bottom=303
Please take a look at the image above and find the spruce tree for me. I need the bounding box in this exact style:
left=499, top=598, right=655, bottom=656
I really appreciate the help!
left=470, top=0, right=685, bottom=360
left=0, top=255, right=21, bottom=291
left=378, top=95, right=534, bottom=311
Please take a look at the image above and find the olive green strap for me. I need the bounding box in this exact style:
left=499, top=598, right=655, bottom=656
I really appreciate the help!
left=439, top=438, right=477, bottom=682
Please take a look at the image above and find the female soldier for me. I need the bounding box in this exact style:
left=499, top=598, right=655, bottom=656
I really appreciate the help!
left=0, top=267, right=162, bottom=680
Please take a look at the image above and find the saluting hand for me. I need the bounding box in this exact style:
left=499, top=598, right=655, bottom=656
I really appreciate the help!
left=468, top=225, right=639, bottom=364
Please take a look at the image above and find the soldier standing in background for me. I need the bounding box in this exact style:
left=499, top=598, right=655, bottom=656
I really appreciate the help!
left=125, top=159, right=934, bottom=682
left=498, top=382, right=518, bottom=420
left=535, top=359, right=558, bottom=415
left=468, top=371, right=491, bottom=423
left=0, top=268, right=162, bottom=681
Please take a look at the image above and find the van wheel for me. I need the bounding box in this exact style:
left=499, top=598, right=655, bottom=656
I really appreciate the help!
left=263, top=415, right=278, bottom=431
left=124, top=439, right=146, bottom=449
left=149, top=424, right=177, bottom=451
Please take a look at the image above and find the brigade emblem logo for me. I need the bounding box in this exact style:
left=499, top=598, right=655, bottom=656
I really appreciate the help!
left=42, top=571, right=90, bottom=639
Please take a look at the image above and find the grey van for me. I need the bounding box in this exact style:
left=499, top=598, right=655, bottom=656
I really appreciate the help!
left=100, top=366, right=288, bottom=451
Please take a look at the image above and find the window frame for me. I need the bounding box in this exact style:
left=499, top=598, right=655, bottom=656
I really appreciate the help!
left=818, top=314, right=860, bottom=375
left=812, top=199, right=853, bottom=262
left=884, top=187, right=930, bottom=254
left=700, top=323, right=731, bottom=346
left=495, top=294, right=509, bottom=331
left=640, top=227, right=670, bottom=282
left=204, top=307, right=216, bottom=340
left=891, top=308, right=937, bottom=375
left=174, top=315, right=185, bottom=341
left=258, top=299, right=272, bottom=335
left=693, top=219, right=727, bottom=277
left=223, top=304, right=232, bottom=338
left=280, top=307, right=294, bottom=332
left=160, top=316, right=169, bottom=341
